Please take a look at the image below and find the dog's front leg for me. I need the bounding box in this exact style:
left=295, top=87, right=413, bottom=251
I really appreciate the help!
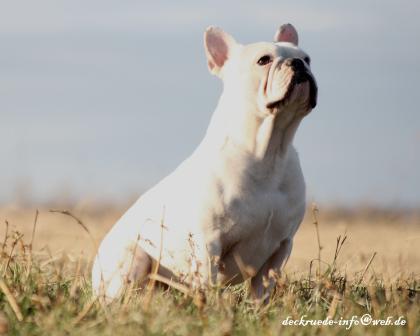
left=203, top=238, right=222, bottom=287
left=250, top=239, right=292, bottom=303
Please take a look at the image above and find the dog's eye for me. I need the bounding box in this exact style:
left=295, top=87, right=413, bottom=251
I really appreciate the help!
left=257, top=55, right=272, bottom=66
left=304, top=56, right=311, bottom=65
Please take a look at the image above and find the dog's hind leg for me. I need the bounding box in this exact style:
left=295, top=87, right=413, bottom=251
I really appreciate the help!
left=91, top=242, right=152, bottom=303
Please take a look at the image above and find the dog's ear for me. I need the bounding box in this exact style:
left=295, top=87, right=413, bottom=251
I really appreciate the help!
left=204, top=26, right=236, bottom=76
left=274, top=23, right=299, bottom=46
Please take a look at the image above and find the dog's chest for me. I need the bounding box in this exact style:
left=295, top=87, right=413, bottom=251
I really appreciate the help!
left=215, top=187, right=287, bottom=255
left=205, top=146, right=296, bottom=249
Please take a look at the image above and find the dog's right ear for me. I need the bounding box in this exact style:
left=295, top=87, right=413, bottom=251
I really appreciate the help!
left=274, top=23, right=299, bottom=46
left=204, top=26, right=236, bottom=76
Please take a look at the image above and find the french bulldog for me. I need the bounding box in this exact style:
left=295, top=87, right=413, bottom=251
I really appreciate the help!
left=92, top=23, right=317, bottom=302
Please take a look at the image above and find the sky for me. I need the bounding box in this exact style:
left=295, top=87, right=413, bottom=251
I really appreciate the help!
left=1, top=1, right=419, bottom=207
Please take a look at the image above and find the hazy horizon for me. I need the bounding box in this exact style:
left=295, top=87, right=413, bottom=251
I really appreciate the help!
left=1, top=1, right=419, bottom=207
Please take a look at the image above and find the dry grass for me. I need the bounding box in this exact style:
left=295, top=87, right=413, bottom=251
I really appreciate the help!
left=0, top=201, right=419, bottom=335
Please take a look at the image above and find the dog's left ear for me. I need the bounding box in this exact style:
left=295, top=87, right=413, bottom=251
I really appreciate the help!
left=274, top=23, right=299, bottom=46
left=204, top=26, right=236, bottom=76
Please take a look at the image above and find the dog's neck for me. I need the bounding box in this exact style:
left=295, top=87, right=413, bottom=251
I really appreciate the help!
left=202, top=92, right=303, bottom=163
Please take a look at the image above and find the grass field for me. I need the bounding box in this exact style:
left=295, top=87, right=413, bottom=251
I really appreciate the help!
left=0, top=202, right=419, bottom=335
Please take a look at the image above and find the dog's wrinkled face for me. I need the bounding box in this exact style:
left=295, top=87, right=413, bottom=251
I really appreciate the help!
left=204, top=24, right=317, bottom=118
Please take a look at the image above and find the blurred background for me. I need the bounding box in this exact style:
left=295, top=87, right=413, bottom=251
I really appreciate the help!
left=1, top=0, right=419, bottom=208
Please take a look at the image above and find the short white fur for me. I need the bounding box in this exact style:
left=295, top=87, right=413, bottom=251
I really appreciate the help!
left=92, top=23, right=317, bottom=302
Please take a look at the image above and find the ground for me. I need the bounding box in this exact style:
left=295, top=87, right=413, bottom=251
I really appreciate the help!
left=0, top=201, right=419, bottom=335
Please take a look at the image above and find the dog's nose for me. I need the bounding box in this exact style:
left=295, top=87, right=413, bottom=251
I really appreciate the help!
left=285, top=58, right=305, bottom=71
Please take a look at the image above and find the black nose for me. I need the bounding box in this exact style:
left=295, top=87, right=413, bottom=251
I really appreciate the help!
left=285, top=58, right=305, bottom=71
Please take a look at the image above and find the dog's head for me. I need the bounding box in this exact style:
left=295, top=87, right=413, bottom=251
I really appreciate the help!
left=204, top=24, right=317, bottom=118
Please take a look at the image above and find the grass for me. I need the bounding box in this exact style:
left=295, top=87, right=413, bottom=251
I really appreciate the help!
left=0, top=204, right=419, bottom=335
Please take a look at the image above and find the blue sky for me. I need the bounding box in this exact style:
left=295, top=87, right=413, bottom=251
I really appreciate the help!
left=1, top=1, right=419, bottom=207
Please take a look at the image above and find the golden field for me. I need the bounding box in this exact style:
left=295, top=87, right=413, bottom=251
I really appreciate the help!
left=0, top=201, right=419, bottom=335
left=1, top=201, right=418, bottom=274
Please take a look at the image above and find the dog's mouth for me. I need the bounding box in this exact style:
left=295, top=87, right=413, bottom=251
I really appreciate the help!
left=266, top=71, right=317, bottom=110
left=264, top=58, right=317, bottom=112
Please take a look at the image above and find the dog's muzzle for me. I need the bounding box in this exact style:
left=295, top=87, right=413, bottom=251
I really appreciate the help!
left=265, top=58, right=317, bottom=110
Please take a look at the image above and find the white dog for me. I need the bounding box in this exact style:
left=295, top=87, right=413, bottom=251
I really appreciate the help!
left=92, top=23, right=317, bottom=301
